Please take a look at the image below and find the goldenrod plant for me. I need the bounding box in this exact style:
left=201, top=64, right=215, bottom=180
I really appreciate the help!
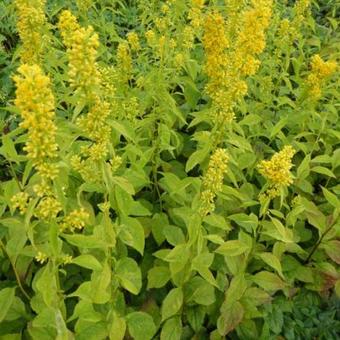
left=0, top=0, right=339, bottom=338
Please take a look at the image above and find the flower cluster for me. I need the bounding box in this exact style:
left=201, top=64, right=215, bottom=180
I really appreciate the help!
left=35, top=196, right=62, bottom=220
left=58, top=10, right=101, bottom=98
left=15, top=0, right=47, bottom=64
left=13, top=64, right=59, bottom=182
left=203, top=12, right=229, bottom=87
left=203, top=0, right=272, bottom=129
left=127, top=32, right=141, bottom=51
left=58, top=11, right=121, bottom=182
left=60, top=208, right=89, bottom=232
left=11, top=192, right=30, bottom=215
left=188, top=0, right=205, bottom=28
left=234, top=0, right=273, bottom=77
left=306, top=54, right=337, bottom=99
left=117, top=42, right=133, bottom=80
left=292, top=0, right=311, bottom=34
left=258, top=145, right=295, bottom=199
left=199, top=149, right=229, bottom=217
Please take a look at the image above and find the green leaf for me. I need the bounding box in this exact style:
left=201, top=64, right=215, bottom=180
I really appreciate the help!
left=112, top=176, right=135, bottom=195
left=147, top=266, right=171, bottom=289
left=185, top=276, right=216, bottom=306
left=323, top=240, right=340, bottom=264
left=215, top=240, right=250, bottom=257
left=258, top=253, right=284, bottom=278
left=116, top=258, right=142, bottom=295
left=109, top=313, right=126, bottom=340
left=72, top=255, right=103, bottom=271
left=161, top=288, right=183, bottom=321
left=311, top=166, right=335, bottom=178
left=321, top=187, right=340, bottom=209
left=0, top=287, right=15, bottom=322
left=263, top=217, right=294, bottom=243
left=160, top=316, right=182, bottom=340
left=119, top=216, right=145, bottom=255
left=91, top=263, right=111, bottom=304
left=126, top=312, right=156, bottom=340
left=62, top=234, right=106, bottom=249
left=218, top=301, right=244, bottom=336
left=228, top=213, right=258, bottom=233
left=252, top=271, right=285, bottom=292
left=187, top=305, right=205, bottom=332
left=163, top=225, right=185, bottom=246
left=185, top=146, right=210, bottom=172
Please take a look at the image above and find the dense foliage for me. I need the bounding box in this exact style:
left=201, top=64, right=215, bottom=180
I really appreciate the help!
left=0, top=0, right=339, bottom=339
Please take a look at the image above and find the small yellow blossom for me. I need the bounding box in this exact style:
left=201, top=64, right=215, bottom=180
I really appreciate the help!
left=13, top=64, right=58, bottom=165
left=13, top=64, right=59, bottom=197
left=182, top=26, right=195, bottom=50
left=15, top=0, right=48, bottom=64
left=145, top=30, right=156, bottom=46
left=35, top=251, right=48, bottom=264
left=35, top=196, right=62, bottom=220
left=117, top=42, right=133, bottom=78
left=199, top=149, right=229, bottom=216
left=258, top=145, right=295, bottom=199
left=306, top=54, right=337, bottom=99
left=58, top=10, right=101, bottom=97
left=11, top=192, right=30, bottom=214
left=62, top=255, right=73, bottom=265
left=127, top=31, right=141, bottom=51
left=60, top=208, right=89, bottom=232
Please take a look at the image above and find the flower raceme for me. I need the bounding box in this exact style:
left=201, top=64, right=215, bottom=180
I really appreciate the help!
left=306, top=54, right=337, bottom=99
left=203, top=0, right=273, bottom=128
left=58, top=10, right=101, bottom=98
left=15, top=0, right=48, bottom=64
left=258, top=145, right=296, bottom=199
left=13, top=64, right=58, bottom=178
left=199, top=149, right=229, bottom=217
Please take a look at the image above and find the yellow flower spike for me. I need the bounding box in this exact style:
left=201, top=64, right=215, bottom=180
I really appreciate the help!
left=117, top=42, right=133, bottom=77
left=58, top=10, right=101, bottom=97
left=127, top=31, right=141, bottom=51
left=15, top=0, right=48, bottom=64
left=258, top=146, right=296, bottom=199
left=13, top=64, right=59, bottom=185
left=306, top=54, right=337, bottom=100
left=199, top=148, right=229, bottom=216
left=203, top=11, right=229, bottom=83
left=145, top=30, right=156, bottom=46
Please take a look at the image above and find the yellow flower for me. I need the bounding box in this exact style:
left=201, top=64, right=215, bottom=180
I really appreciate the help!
left=258, top=146, right=295, bottom=199
left=203, top=12, right=229, bottom=83
left=15, top=0, right=47, bottom=64
left=35, top=251, right=48, bottom=264
left=58, top=10, right=101, bottom=97
left=199, top=149, right=229, bottom=216
left=145, top=30, right=156, bottom=46
left=62, top=255, right=73, bottom=265
left=35, top=196, right=62, bottom=220
left=306, top=54, right=337, bottom=99
left=13, top=64, right=59, bottom=184
left=11, top=192, right=30, bottom=214
left=127, top=31, right=141, bottom=51
left=117, top=42, right=133, bottom=78
left=60, top=208, right=89, bottom=232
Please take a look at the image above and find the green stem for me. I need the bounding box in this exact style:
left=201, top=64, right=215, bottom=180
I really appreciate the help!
left=304, top=218, right=335, bottom=264
left=0, top=239, right=30, bottom=300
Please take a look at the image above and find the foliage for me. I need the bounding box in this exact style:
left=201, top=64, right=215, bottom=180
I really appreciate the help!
left=0, top=0, right=339, bottom=339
